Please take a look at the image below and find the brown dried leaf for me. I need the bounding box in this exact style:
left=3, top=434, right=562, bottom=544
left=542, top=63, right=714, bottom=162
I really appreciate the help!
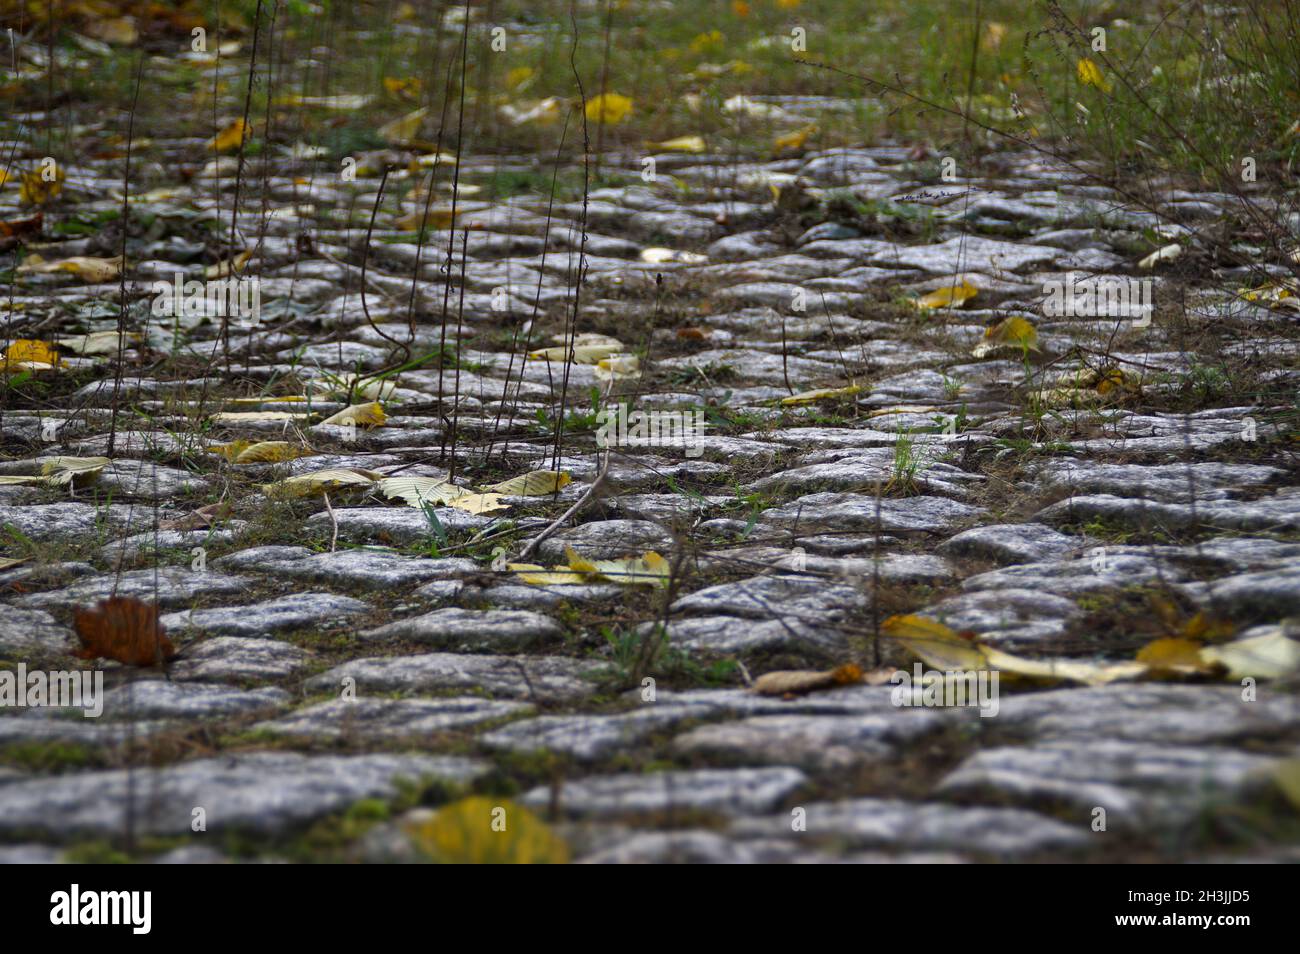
left=72, top=596, right=176, bottom=667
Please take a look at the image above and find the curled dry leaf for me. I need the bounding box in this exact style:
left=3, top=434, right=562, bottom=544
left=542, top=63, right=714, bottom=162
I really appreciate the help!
left=320, top=402, right=387, bottom=428
left=780, top=384, right=864, bottom=406
left=18, top=255, right=124, bottom=283
left=751, top=663, right=864, bottom=696
left=527, top=342, right=624, bottom=364
left=232, top=441, right=315, bottom=464
left=482, top=471, right=572, bottom=496
left=0, top=338, right=61, bottom=371
left=973, top=316, right=1039, bottom=358
left=264, top=468, right=383, bottom=497
left=916, top=280, right=978, bottom=310
left=208, top=118, right=250, bottom=152
left=73, top=596, right=176, bottom=667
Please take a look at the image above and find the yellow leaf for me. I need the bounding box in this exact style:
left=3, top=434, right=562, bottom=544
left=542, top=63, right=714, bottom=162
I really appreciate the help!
left=509, top=563, right=589, bottom=585
left=1273, top=760, right=1300, bottom=812
left=652, top=135, right=707, bottom=153
left=211, top=410, right=311, bottom=423
left=505, top=67, right=535, bottom=90
left=383, top=76, right=422, bottom=98
left=55, top=331, right=140, bottom=355
left=773, top=125, right=817, bottom=153
left=973, top=316, right=1039, bottom=357
left=0, top=556, right=29, bottom=571
left=883, top=615, right=989, bottom=671
left=1201, top=630, right=1300, bottom=680
left=483, top=471, right=572, bottom=496
left=528, top=343, right=623, bottom=364
left=85, top=16, right=138, bottom=45
left=981, top=22, right=1008, bottom=52
left=916, top=280, right=978, bottom=310
left=20, top=165, right=64, bottom=205
left=208, top=440, right=253, bottom=461
left=206, top=248, right=254, bottom=279
left=394, top=207, right=460, bottom=231
left=499, top=97, right=562, bottom=126
left=378, top=107, right=429, bottom=144
left=207, top=118, right=249, bottom=152
left=40, top=456, right=111, bottom=486
left=780, top=384, right=864, bottom=406
left=983, top=647, right=1147, bottom=686
left=446, top=492, right=509, bottom=515
left=1077, top=58, right=1112, bottom=93
left=233, top=441, right=314, bottom=464
left=585, top=93, right=633, bottom=125
left=405, top=797, right=569, bottom=864
left=18, top=255, right=123, bottom=283
left=594, top=353, right=641, bottom=381
left=265, top=468, right=382, bottom=497
left=377, top=476, right=467, bottom=508
left=1138, top=243, right=1182, bottom=269
left=1135, top=637, right=1215, bottom=676
left=320, top=402, right=387, bottom=428
left=752, top=663, right=861, bottom=696
left=689, top=30, right=725, bottom=54
left=0, top=339, right=60, bottom=371
left=566, top=546, right=670, bottom=586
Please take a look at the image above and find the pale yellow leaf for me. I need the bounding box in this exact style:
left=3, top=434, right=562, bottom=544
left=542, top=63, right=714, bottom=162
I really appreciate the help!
left=780, top=384, right=864, bottom=406
left=483, top=471, right=572, bottom=496
left=320, top=402, right=386, bottom=428
left=916, top=280, right=978, bottom=310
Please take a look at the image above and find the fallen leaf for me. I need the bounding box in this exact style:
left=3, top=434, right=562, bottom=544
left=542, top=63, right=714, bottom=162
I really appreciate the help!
left=883, top=614, right=989, bottom=671
left=585, top=92, right=633, bottom=125
left=594, top=353, right=641, bottom=381
left=445, top=492, right=509, bottom=515
left=377, top=476, right=467, bottom=508
left=393, top=207, right=460, bottom=231
left=1136, top=637, right=1217, bottom=677
left=320, top=402, right=387, bottom=428
left=773, top=125, right=817, bottom=153
left=379, top=106, right=429, bottom=144
left=233, top=441, right=315, bottom=464
left=264, top=468, right=382, bottom=497
left=1201, top=630, right=1300, bottom=680
left=1273, top=759, right=1300, bottom=812
left=752, top=663, right=863, bottom=696
left=652, top=135, right=706, bottom=153
left=19, top=166, right=64, bottom=205
left=528, top=342, right=624, bottom=364
left=17, top=254, right=124, bottom=283
left=564, top=546, right=669, bottom=586
left=916, top=280, right=978, bottom=310
left=55, top=330, right=141, bottom=355
left=0, top=212, right=43, bottom=239
left=1077, top=57, right=1112, bottom=93
left=780, top=384, right=864, bottom=406
left=207, top=118, right=250, bottom=152
left=973, top=315, right=1039, bottom=357
left=206, top=248, right=254, bottom=279
left=405, top=797, right=569, bottom=864
left=639, top=247, right=707, bottom=264
left=158, top=503, right=231, bottom=531
left=0, top=338, right=61, bottom=371
left=1138, top=243, right=1182, bottom=269
left=508, top=563, right=588, bottom=585
left=73, top=596, right=176, bottom=667
left=483, top=471, right=572, bottom=496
